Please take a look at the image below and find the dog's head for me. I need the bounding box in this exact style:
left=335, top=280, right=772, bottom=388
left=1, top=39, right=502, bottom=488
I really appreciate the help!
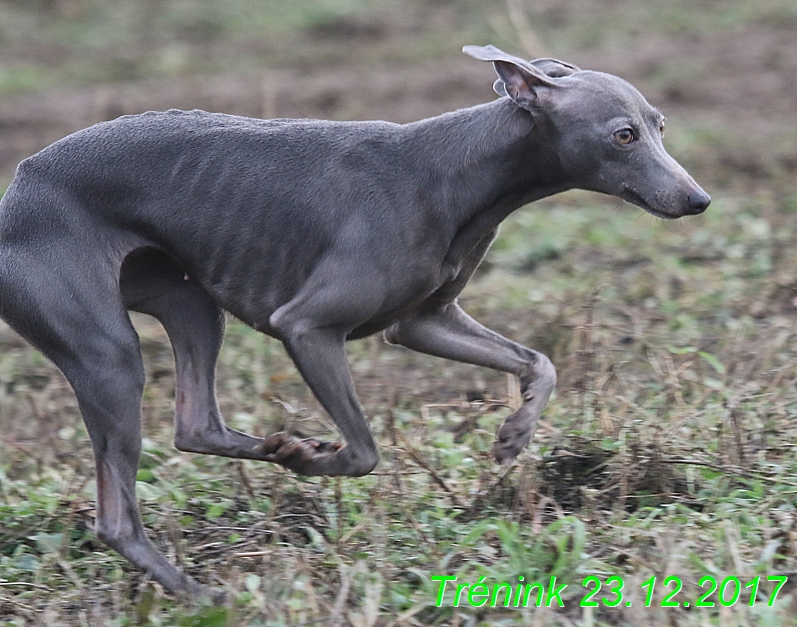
left=464, top=44, right=710, bottom=219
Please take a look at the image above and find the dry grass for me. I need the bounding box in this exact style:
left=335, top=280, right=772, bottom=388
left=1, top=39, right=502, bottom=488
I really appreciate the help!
left=2, top=0, right=797, bottom=625
left=5, top=189, right=797, bottom=625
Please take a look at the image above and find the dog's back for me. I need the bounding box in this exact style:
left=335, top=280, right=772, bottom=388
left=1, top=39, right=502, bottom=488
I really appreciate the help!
left=0, top=109, right=412, bottom=323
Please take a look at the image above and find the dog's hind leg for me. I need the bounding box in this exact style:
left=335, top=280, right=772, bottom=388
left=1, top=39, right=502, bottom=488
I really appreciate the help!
left=0, top=246, right=206, bottom=598
left=121, top=248, right=273, bottom=460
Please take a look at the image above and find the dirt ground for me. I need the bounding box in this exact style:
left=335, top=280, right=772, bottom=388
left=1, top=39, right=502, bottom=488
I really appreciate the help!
left=3, top=5, right=797, bottom=624
left=0, top=21, right=795, bottom=188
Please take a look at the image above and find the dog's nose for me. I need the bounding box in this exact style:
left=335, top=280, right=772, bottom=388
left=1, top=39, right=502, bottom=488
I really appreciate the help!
left=688, top=189, right=711, bottom=214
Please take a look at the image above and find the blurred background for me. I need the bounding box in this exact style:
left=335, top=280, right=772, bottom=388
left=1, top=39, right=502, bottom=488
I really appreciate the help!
left=0, top=0, right=795, bottom=186
left=2, top=1, right=797, bottom=625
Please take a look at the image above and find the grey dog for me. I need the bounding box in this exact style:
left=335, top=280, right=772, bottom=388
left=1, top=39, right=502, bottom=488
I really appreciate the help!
left=0, top=45, right=709, bottom=597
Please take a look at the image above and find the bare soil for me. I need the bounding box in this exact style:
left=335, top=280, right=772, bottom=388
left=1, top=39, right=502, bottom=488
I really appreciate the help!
left=1, top=22, right=795, bottom=186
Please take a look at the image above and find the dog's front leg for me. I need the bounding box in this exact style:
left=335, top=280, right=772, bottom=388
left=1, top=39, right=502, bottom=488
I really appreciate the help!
left=384, top=301, right=556, bottom=463
left=260, top=321, right=380, bottom=476
left=261, top=324, right=380, bottom=476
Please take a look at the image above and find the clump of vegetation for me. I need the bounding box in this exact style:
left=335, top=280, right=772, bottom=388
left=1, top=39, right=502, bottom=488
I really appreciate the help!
left=2, top=0, right=797, bottom=625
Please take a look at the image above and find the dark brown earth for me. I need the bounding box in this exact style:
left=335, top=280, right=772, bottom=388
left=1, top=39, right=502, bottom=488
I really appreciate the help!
left=1, top=23, right=795, bottom=187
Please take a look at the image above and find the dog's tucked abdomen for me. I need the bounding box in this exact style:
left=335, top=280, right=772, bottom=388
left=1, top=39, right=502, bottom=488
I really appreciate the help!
left=2, top=110, right=444, bottom=332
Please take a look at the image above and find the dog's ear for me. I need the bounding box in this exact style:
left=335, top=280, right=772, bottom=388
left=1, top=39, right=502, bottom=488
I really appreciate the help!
left=492, top=78, right=509, bottom=98
left=530, top=57, right=580, bottom=78
left=493, top=57, right=578, bottom=96
left=463, top=44, right=558, bottom=111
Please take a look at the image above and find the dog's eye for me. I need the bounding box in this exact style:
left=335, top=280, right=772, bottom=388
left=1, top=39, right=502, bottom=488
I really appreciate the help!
left=659, top=121, right=666, bottom=136
left=613, top=129, right=635, bottom=145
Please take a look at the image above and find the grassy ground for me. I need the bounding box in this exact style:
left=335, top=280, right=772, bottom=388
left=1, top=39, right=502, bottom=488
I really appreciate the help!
left=2, top=0, right=797, bottom=625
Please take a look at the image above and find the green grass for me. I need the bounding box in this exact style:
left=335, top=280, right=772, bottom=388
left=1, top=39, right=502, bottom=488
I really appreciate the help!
left=1, top=0, right=796, bottom=95
left=4, top=188, right=797, bottom=625
left=3, top=0, right=797, bottom=625
left=0, top=0, right=389, bottom=92
left=503, top=0, right=797, bottom=53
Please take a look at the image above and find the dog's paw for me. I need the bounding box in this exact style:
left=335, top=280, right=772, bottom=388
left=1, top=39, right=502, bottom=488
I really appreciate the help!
left=492, top=408, right=536, bottom=464
left=255, top=432, right=344, bottom=474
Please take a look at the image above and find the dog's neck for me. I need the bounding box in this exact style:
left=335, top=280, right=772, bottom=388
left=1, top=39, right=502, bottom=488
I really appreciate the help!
left=404, top=98, right=571, bottom=235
